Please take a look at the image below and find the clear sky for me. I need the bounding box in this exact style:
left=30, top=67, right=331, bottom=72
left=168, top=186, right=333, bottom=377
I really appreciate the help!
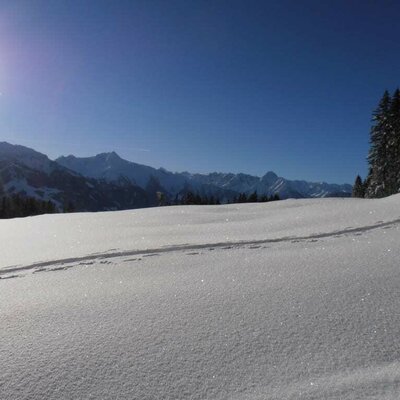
left=0, top=0, right=399, bottom=184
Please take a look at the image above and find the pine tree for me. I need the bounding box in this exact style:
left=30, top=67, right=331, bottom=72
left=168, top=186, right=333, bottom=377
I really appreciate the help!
left=248, top=191, right=258, bottom=202
left=238, top=193, right=247, bottom=203
left=46, top=200, right=56, bottom=213
left=366, top=90, right=392, bottom=197
left=271, top=193, right=280, bottom=201
left=352, top=175, right=365, bottom=198
left=63, top=201, right=75, bottom=213
left=388, top=88, right=400, bottom=193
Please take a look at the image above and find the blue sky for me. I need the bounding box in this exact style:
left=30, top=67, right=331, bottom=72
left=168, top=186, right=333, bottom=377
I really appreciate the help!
left=0, top=0, right=399, bottom=183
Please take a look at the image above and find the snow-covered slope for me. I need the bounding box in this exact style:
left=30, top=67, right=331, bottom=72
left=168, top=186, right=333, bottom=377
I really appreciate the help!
left=0, top=195, right=399, bottom=268
left=57, top=152, right=352, bottom=199
left=1, top=196, right=400, bottom=399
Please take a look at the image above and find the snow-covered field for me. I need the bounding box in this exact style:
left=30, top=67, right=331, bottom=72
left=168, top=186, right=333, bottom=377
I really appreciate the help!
left=1, top=196, right=400, bottom=399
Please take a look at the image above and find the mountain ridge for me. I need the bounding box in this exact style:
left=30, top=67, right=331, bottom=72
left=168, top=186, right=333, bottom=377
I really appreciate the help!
left=56, top=151, right=352, bottom=199
left=0, top=142, right=150, bottom=211
left=0, top=142, right=352, bottom=212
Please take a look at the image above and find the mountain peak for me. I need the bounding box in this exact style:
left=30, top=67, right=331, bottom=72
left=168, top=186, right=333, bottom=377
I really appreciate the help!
left=0, top=141, right=39, bottom=154
left=94, top=151, right=122, bottom=162
left=107, top=151, right=121, bottom=161
left=0, top=141, right=53, bottom=173
left=261, top=171, right=278, bottom=185
left=263, top=171, right=278, bottom=179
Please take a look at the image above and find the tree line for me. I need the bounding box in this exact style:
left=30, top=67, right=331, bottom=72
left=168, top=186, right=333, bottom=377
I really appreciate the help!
left=353, top=88, right=400, bottom=198
left=0, top=189, right=280, bottom=219
left=0, top=195, right=57, bottom=219
left=176, top=191, right=280, bottom=206
left=233, top=191, right=280, bottom=203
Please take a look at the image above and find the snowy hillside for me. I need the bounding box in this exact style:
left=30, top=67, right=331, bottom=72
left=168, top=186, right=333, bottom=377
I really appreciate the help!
left=1, top=195, right=400, bottom=399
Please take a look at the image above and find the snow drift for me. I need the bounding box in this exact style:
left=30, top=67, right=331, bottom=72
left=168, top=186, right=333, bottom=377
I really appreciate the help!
left=1, top=195, right=400, bottom=399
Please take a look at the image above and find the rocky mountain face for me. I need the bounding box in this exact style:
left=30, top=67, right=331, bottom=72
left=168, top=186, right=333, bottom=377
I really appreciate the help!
left=0, top=142, right=352, bottom=212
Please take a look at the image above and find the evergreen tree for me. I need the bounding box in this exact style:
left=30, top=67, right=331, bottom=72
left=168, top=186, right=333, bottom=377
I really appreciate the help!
left=271, top=193, right=280, bottom=201
left=238, top=193, right=247, bottom=203
left=63, top=201, right=76, bottom=213
left=156, top=191, right=166, bottom=206
left=0, top=197, right=9, bottom=218
left=366, top=90, right=392, bottom=197
left=183, top=191, right=195, bottom=205
left=388, top=88, right=400, bottom=193
left=46, top=200, right=56, bottom=213
left=248, top=191, right=258, bottom=202
left=352, top=175, right=365, bottom=198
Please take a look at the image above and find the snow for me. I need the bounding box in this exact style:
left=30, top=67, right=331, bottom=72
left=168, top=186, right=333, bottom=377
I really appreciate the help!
left=1, top=196, right=399, bottom=269
left=4, top=179, right=61, bottom=204
left=1, top=195, right=400, bottom=399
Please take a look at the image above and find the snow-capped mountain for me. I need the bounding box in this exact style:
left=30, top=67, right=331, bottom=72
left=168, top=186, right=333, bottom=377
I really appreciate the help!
left=191, top=171, right=352, bottom=199
left=57, top=152, right=188, bottom=190
left=57, top=152, right=352, bottom=199
left=0, top=141, right=54, bottom=174
left=0, top=142, right=150, bottom=211
left=56, top=152, right=238, bottom=202
left=0, top=142, right=352, bottom=210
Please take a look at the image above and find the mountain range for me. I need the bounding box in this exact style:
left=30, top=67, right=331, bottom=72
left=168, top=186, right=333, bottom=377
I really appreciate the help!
left=0, top=142, right=352, bottom=211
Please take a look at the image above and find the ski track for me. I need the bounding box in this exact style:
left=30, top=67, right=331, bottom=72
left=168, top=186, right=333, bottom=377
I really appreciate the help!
left=2, top=217, right=399, bottom=279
